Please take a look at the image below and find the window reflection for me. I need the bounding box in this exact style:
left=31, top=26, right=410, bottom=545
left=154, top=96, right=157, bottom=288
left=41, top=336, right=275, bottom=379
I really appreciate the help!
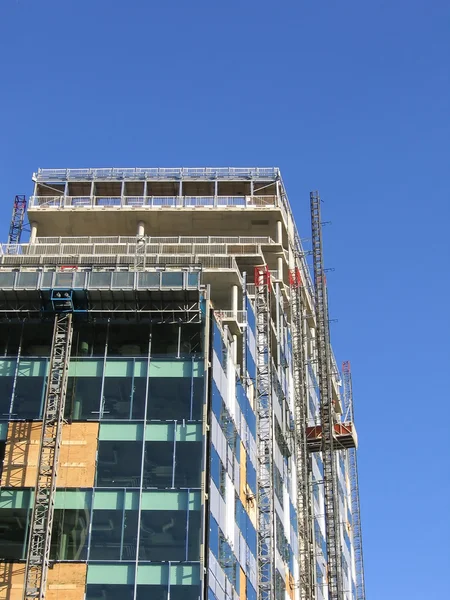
left=66, top=376, right=102, bottom=420
left=96, top=441, right=142, bottom=488
left=144, top=441, right=202, bottom=489
left=0, top=376, right=14, bottom=419
left=86, top=584, right=135, bottom=600
left=12, top=375, right=45, bottom=419
left=148, top=377, right=203, bottom=421
left=0, top=508, right=28, bottom=559
left=50, top=508, right=90, bottom=560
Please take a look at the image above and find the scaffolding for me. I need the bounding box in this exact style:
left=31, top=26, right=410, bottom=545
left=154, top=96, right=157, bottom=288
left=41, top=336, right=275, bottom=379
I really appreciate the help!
left=255, top=265, right=275, bottom=600
left=8, top=195, right=27, bottom=247
left=342, top=361, right=366, bottom=600
left=23, top=312, right=73, bottom=600
left=310, top=191, right=343, bottom=600
left=289, top=266, right=315, bottom=600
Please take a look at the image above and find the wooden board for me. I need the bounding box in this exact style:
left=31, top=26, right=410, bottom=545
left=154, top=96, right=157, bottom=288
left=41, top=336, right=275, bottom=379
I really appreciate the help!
left=1, top=422, right=99, bottom=489
left=0, top=562, right=87, bottom=600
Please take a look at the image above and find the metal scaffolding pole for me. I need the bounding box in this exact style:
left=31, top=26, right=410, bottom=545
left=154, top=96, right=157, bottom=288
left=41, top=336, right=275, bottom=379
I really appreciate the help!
left=255, top=265, right=275, bottom=600
left=290, top=266, right=315, bottom=600
left=310, top=191, right=343, bottom=600
left=23, top=312, right=73, bottom=600
left=342, top=361, right=366, bottom=600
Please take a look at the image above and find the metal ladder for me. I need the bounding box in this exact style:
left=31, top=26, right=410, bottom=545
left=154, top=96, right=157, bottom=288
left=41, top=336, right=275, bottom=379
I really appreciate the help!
left=310, top=192, right=343, bottom=600
left=254, top=266, right=275, bottom=600
left=342, top=361, right=366, bottom=600
left=290, top=266, right=315, bottom=600
left=23, top=312, right=73, bottom=600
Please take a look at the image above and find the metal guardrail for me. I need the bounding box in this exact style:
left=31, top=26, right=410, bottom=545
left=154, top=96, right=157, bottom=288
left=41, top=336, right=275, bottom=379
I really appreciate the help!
left=33, top=167, right=280, bottom=181
left=33, top=236, right=275, bottom=245
left=28, top=195, right=279, bottom=209
left=214, top=310, right=247, bottom=324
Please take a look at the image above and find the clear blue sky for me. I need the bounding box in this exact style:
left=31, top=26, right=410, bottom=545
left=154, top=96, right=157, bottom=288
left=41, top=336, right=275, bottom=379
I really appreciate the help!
left=1, top=1, right=449, bottom=597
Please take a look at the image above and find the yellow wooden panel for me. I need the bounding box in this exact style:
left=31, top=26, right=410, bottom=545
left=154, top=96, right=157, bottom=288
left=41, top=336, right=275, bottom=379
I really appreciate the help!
left=47, top=563, right=87, bottom=600
left=1, top=422, right=99, bottom=489
left=239, top=567, right=246, bottom=600
left=58, top=423, right=99, bottom=488
left=286, top=569, right=295, bottom=600
left=0, top=562, right=87, bottom=600
left=239, top=442, right=247, bottom=505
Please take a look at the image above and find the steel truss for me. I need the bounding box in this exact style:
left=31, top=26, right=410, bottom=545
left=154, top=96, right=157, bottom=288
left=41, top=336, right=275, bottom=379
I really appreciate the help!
left=8, top=195, right=27, bottom=247
left=254, top=266, right=275, bottom=600
left=342, top=361, right=366, bottom=600
left=290, top=267, right=315, bottom=600
left=310, top=192, right=343, bottom=600
left=23, top=313, right=73, bottom=600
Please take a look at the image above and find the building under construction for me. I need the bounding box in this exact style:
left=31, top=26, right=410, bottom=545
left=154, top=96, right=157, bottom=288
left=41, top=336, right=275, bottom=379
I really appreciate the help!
left=0, top=167, right=365, bottom=600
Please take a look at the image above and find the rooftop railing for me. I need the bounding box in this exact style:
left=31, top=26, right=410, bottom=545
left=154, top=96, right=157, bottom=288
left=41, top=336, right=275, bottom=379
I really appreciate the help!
left=33, top=167, right=280, bottom=182
left=28, top=195, right=280, bottom=210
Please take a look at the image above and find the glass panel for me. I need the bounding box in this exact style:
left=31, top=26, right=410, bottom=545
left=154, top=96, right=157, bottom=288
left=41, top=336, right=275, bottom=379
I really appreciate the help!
left=0, top=508, right=28, bottom=559
left=90, top=272, right=112, bottom=288
left=96, top=441, right=142, bottom=488
left=137, top=272, right=160, bottom=288
left=86, top=584, right=135, bottom=600
left=0, top=375, right=14, bottom=419
left=122, top=509, right=138, bottom=559
left=0, top=272, right=15, bottom=288
left=50, top=508, right=90, bottom=560
left=54, top=272, right=75, bottom=287
left=180, top=323, right=202, bottom=356
left=148, top=377, right=203, bottom=421
left=139, top=509, right=190, bottom=561
left=170, top=586, right=201, bottom=600
left=143, top=441, right=202, bottom=489
left=66, top=376, right=102, bottom=420
left=16, top=272, right=39, bottom=288
left=160, top=272, right=183, bottom=288
left=112, top=272, right=135, bottom=288
left=89, top=509, right=122, bottom=560
left=187, top=272, right=199, bottom=288
left=102, top=378, right=132, bottom=420
left=12, top=361, right=46, bottom=420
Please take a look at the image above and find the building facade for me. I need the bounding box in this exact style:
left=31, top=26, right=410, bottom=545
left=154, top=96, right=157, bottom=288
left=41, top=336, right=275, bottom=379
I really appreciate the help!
left=0, top=168, right=361, bottom=600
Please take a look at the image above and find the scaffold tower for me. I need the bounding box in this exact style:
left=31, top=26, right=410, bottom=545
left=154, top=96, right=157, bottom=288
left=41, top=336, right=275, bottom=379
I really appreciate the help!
left=255, top=265, right=275, bottom=600
left=310, top=191, right=343, bottom=600
left=342, top=361, right=366, bottom=600
left=290, top=266, right=315, bottom=600
left=8, top=195, right=27, bottom=246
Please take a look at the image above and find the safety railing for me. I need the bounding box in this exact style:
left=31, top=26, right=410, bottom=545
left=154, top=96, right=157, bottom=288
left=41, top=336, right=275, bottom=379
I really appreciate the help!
left=28, top=195, right=279, bottom=210
left=34, top=235, right=275, bottom=245
left=214, top=310, right=247, bottom=325
left=33, top=167, right=280, bottom=181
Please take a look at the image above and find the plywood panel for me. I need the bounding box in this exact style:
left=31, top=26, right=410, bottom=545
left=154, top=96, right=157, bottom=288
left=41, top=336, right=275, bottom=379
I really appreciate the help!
left=286, top=570, right=295, bottom=600
left=0, top=563, right=25, bottom=600
left=58, top=423, right=99, bottom=488
left=47, top=563, right=87, bottom=600
left=1, top=422, right=99, bottom=489
left=0, top=562, right=87, bottom=600
left=239, top=567, right=246, bottom=600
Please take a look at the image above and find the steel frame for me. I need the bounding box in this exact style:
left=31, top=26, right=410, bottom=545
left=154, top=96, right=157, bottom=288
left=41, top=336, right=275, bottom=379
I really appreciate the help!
left=23, top=312, right=73, bottom=599
left=290, top=267, right=315, bottom=600
left=255, top=265, right=275, bottom=600
left=8, top=195, right=27, bottom=247
left=310, top=192, right=343, bottom=600
left=342, top=361, right=366, bottom=600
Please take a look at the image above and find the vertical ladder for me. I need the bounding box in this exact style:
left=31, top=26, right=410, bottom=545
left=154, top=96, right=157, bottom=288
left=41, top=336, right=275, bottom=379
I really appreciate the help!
left=134, top=234, right=147, bottom=271
left=342, top=362, right=366, bottom=600
left=310, top=192, right=343, bottom=600
left=290, top=267, right=315, bottom=600
left=23, top=313, right=73, bottom=600
left=254, top=266, right=275, bottom=600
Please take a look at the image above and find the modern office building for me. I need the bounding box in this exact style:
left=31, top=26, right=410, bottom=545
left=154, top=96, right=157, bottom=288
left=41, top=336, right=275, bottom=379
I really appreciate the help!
left=0, top=168, right=364, bottom=600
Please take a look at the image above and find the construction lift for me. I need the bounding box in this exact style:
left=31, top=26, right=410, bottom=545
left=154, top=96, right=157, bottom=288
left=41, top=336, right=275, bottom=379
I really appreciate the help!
left=289, top=266, right=315, bottom=600
left=342, top=361, right=366, bottom=600
left=23, top=295, right=74, bottom=599
left=254, top=265, right=275, bottom=600
left=310, top=191, right=344, bottom=600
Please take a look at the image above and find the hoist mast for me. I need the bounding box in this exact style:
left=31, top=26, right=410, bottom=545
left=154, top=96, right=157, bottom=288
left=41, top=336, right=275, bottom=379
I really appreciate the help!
left=310, top=191, right=343, bottom=600
left=23, top=312, right=73, bottom=599
left=289, top=266, right=315, bottom=600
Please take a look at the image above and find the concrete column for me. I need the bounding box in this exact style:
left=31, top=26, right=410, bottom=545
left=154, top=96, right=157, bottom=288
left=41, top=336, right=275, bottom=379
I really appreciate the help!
left=137, top=221, right=145, bottom=237
left=232, top=334, right=238, bottom=364
left=30, top=222, right=38, bottom=244
left=277, top=256, right=283, bottom=281
left=276, top=220, right=283, bottom=244
left=231, top=285, right=239, bottom=317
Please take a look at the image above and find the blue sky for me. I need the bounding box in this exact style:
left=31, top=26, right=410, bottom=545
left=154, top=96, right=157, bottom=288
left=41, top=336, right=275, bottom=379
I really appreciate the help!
left=1, top=0, right=449, bottom=597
